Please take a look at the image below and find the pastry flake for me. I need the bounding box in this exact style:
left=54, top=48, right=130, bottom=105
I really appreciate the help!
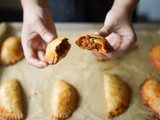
left=0, top=36, right=24, bottom=66
left=0, top=79, right=23, bottom=120
left=150, top=44, right=160, bottom=73
left=51, top=80, right=79, bottom=120
left=44, top=37, right=71, bottom=64
left=75, top=34, right=114, bottom=54
left=140, top=78, right=160, bottom=119
left=104, top=74, right=131, bottom=118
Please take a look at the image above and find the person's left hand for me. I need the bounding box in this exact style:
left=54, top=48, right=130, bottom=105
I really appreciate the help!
left=94, top=6, right=137, bottom=59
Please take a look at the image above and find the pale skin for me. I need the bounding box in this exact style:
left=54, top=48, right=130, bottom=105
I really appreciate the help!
left=21, top=0, right=139, bottom=68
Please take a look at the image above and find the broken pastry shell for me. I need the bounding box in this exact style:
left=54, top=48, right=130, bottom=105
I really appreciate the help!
left=0, top=79, right=23, bottom=120
left=75, top=34, right=114, bottom=54
left=140, top=78, right=160, bottom=119
left=150, top=44, right=160, bottom=73
left=51, top=80, right=79, bottom=120
left=104, top=74, right=131, bottom=118
left=0, top=36, right=24, bottom=66
left=44, top=37, right=71, bottom=64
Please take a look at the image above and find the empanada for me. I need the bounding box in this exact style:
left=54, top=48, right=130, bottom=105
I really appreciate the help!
left=44, top=37, right=71, bottom=64
left=0, top=36, right=24, bottom=66
left=150, top=44, right=160, bottom=73
left=75, top=34, right=114, bottom=53
left=140, top=78, right=160, bottom=119
left=104, top=74, right=131, bottom=118
left=51, top=80, right=79, bottom=120
left=0, top=79, right=23, bottom=120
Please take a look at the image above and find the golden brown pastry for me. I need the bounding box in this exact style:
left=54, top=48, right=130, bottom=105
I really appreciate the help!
left=51, top=80, right=79, bottom=120
left=150, top=44, right=160, bottom=73
left=104, top=74, right=131, bottom=118
left=140, top=78, right=160, bottom=119
left=44, top=37, right=71, bottom=64
left=75, top=34, right=114, bottom=53
left=0, top=36, right=24, bottom=66
left=0, top=79, right=23, bottom=120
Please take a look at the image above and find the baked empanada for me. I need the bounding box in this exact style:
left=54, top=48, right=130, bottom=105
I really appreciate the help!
left=44, top=37, right=71, bottom=64
left=150, top=44, right=160, bottom=73
left=0, top=79, right=23, bottom=120
left=51, top=80, right=79, bottom=120
left=0, top=36, right=24, bottom=66
left=75, top=34, right=114, bottom=53
left=104, top=74, right=131, bottom=118
left=140, top=78, right=160, bottom=119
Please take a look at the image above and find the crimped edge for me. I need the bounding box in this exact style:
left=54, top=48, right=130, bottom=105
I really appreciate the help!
left=150, top=44, right=160, bottom=73
left=52, top=80, right=79, bottom=120
left=0, top=107, right=23, bottom=120
left=0, top=54, right=24, bottom=66
left=106, top=82, right=131, bottom=118
left=140, top=79, right=160, bottom=119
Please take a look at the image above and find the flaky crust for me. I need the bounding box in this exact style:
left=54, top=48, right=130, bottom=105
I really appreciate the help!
left=104, top=74, right=131, bottom=118
left=44, top=37, right=71, bottom=64
left=0, top=36, right=24, bottom=66
left=0, top=79, right=23, bottom=120
left=140, top=79, right=160, bottom=119
left=75, top=34, right=114, bottom=53
left=51, top=80, right=79, bottom=120
left=150, top=44, right=160, bottom=73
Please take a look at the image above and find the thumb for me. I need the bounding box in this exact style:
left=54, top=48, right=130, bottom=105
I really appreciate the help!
left=35, top=21, right=55, bottom=43
left=95, top=24, right=113, bottom=37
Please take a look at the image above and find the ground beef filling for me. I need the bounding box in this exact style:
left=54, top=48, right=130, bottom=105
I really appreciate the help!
left=56, top=39, right=70, bottom=58
left=76, top=37, right=102, bottom=50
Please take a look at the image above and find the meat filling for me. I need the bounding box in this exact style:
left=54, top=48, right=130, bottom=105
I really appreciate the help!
left=76, top=36, right=102, bottom=51
left=56, top=39, right=70, bottom=58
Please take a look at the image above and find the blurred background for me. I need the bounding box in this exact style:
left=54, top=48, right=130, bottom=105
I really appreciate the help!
left=0, top=0, right=160, bottom=23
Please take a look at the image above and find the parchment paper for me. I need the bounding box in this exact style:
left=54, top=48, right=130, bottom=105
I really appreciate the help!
left=0, top=23, right=160, bottom=120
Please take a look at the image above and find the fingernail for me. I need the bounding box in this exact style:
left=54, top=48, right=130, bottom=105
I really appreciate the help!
left=46, top=33, right=54, bottom=42
left=94, top=31, right=100, bottom=35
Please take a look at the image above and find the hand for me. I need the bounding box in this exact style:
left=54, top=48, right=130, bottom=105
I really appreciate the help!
left=94, top=6, right=137, bottom=59
left=21, top=6, right=57, bottom=68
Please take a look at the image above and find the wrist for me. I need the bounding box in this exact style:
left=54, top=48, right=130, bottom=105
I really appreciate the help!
left=110, top=4, right=133, bottom=20
left=21, top=0, right=48, bottom=10
left=112, top=0, right=139, bottom=15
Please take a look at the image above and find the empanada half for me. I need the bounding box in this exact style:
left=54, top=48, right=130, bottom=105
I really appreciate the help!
left=0, top=36, right=24, bottom=66
left=51, top=80, right=79, bottom=120
left=150, top=44, right=160, bottom=73
left=44, top=37, right=71, bottom=64
left=0, top=79, right=23, bottom=120
left=140, top=78, right=160, bottom=119
left=104, top=74, right=131, bottom=118
left=75, top=34, right=114, bottom=53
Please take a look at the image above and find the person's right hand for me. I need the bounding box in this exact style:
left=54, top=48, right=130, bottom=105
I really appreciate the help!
left=21, top=5, right=57, bottom=68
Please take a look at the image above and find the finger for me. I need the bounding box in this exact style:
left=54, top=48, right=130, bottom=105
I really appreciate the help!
left=21, top=36, right=48, bottom=68
left=93, top=52, right=108, bottom=60
left=47, top=13, right=58, bottom=38
left=103, top=35, right=136, bottom=59
left=37, top=50, right=45, bottom=61
left=27, top=33, right=47, bottom=50
left=107, top=33, right=121, bottom=49
left=27, top=57, right=48, bottom=68
left=95, top=24, right=112, bottom=37
left=119, top=35, right=136, bottom=52
left=25, top=49, right=48, bottom=68
left=94, top=49, right=124, bottom=60
left=34, top=21, right=55, bottom=43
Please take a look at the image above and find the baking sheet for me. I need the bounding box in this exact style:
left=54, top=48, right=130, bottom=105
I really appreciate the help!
left=0, top=22, right=160, bottom=120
